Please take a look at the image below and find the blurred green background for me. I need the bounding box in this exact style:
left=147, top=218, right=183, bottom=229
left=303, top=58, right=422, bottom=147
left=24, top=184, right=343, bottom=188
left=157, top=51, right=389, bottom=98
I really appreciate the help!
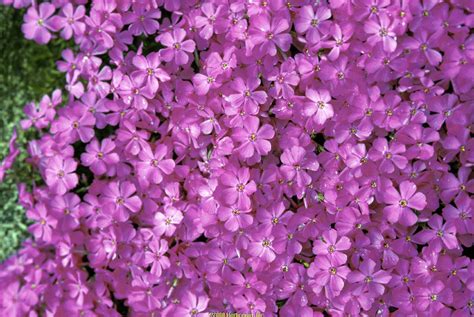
left=0, top=6, right=67, bottom=261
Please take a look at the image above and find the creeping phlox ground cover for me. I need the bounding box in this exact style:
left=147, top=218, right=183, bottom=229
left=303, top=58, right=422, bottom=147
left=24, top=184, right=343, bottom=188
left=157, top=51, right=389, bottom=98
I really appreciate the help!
left=0, top=0, right=473, bottom=316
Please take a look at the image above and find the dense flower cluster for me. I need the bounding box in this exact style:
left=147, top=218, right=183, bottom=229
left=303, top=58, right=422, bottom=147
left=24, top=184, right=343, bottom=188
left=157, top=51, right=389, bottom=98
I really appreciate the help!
left=0, top=0, right=473, bottom=316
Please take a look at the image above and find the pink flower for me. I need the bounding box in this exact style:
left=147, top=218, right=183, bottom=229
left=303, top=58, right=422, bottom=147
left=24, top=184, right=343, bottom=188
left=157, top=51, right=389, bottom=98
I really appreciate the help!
left=313, top=229, right=351, bottom=264
left=295, top=5, right=332, bottom=43
left=44, top=157, right=78, bottom=195
left=308, top=255, right=351, bottom=298
left=50, top=104, right=95, bottom=143
left=382, top=181, right=427, bottom=226
left=280, top=146, right=319, bottom=188
left=195, top=2, right=227, bottom=40
left=80, top=138, right=119, bottom=175
left=414, top=215, right=459, bottom=251
left=125, top=7, right=161, bottom=36
left=144, top=239, right=170, bottom=277
left=219, top=166, right=256, bottom=206
left=154, top=206, right=183, bottom=237
left=27, top=203, right=57, bottom=242
left=369, top=138, right=408, bottom=173
left=227, top=76, right=267, bottom=115
left=347, top=258, right=392, bottom=297
left=132, top=52, right=170, bottom=94
left=232, top=116, right=274, bottom=161
left=364, top=13, right=398, bottom=52
left=304, top=88, right=334, bottom=125
left=159, top=28, right=196, bottom=65
left=247, top=13, right=292, bottom=56
left=247, top=225, right=276, bottom=263
left=56, top=3, right=86, bottom=40
left=101, top=181, right=142, bottom=222
left=21, top=3, right=61, bottom=44
left=136, top=143, right=175, bottom=185
left=174, top=292, right=209, bottom=317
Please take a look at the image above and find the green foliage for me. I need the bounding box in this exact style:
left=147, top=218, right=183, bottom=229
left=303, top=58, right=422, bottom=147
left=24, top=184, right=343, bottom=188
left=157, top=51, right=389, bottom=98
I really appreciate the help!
left=0, top=6, right=68, bottom=260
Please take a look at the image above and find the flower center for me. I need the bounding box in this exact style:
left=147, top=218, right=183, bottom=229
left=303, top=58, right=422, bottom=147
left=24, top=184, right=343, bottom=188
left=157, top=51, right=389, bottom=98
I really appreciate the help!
left=236, top=183, right=245, bottom=192
left=262, top=239, right=272, bottom=247
left=399, top=199, right=408, bottom=207
left=37, top=18, right=44, bottom=26
left=249, top=133, right=257, bottom=142
left=329, top=267, right=337, bottom=275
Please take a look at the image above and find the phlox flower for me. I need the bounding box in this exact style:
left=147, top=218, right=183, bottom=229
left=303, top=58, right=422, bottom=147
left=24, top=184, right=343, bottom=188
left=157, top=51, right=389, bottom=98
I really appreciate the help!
left=27, top=203, right=57, bottom=242
left=382, top=180, right=427, bottom=226
left=44, top=156, right=78, bottom=195
left=22, top=3, right=61, bottom=44
left=81, top=138, right=119, bottom=175
left=158, top=28, right=196, bottom=65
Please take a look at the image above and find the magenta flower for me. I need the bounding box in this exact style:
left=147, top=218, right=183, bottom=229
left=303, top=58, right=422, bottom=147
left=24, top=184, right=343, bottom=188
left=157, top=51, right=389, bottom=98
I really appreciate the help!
left=136, top=143, right=175, bottom=185
left=304, top=88, right=334, bottom=125
left=218, top=201, right=253, bottom=232
left=247, top=13, right=291, bottom=56
left=44, top=157, right=78, bottom=195
left=154, top=206, right=183, bottom=237
left=308, top=255, right=351, bottom=298
left=280, top=146, right=319, bottom=188
left=144, top=239, right=170, bottom=277
left=347, top=258, right=391, bottom=297
left=56, top=3, right=85, bottom=40
left=101, top=181, right=142, bottom=222
left=194, top=2, right=227, bottom=40
left=159, top=28, right=196, bottom=65
left=174, top=292, right=209, bottom=317
left=313, top=229, right=351, bottom=264
left=295, top=5, right=332, bottom=43
left=124, top=7, right=161, bottom=36
left=364, top=13, right=398, bottom=52
left=81, top=138, right=119, bottom=175
left=50, top=105, right=95, bottom=143
left=247, top=226, right=276, bottom=263
left=132, top=52, right=170, bottom=94
left=219, top=166, right=256, bottom=206
left=27, top=203, right=57, bottom=242
left=369, top=138, right=408, bottom=173
left=232, top=116, right=274, bottom=161
left=64, top=271, right=88, bottom=306
left=414, top=215, right=459, bottom=251
left=227, top=76, right=267, bottom=115
left=21, top=3, right=61, bottom=44
left=383, top=181, right=427, bottom=226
